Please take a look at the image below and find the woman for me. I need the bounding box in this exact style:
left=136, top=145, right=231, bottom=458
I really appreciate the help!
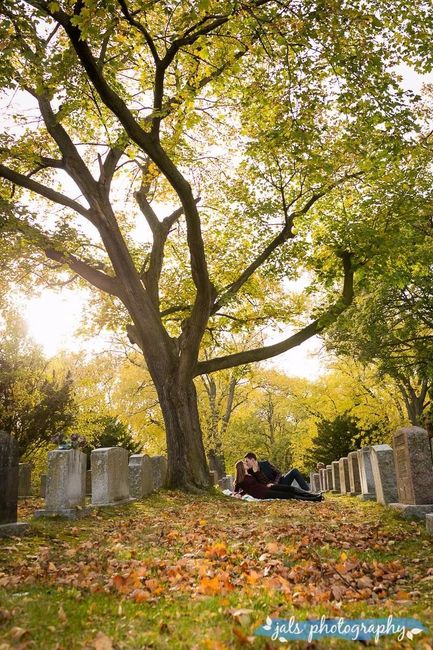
left=234, top=460, right=323, bottom=501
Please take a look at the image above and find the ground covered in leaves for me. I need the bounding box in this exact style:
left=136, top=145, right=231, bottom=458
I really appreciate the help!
left=1, top=492, right=433, bottom=649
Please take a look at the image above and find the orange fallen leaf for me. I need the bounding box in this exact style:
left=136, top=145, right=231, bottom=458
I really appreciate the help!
left=130, top=589, right=150, bottom=603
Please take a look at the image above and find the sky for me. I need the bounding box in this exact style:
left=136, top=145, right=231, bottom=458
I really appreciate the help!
left=16, top=64, right=433, bottom=380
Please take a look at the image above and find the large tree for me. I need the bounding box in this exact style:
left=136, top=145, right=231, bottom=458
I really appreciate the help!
left=0, top=0, right=426, bottom=489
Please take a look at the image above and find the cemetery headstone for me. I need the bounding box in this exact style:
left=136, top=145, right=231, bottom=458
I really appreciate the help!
left=319, top=468, right=327, bottom=491
left=129, top=454, right=153, bottom=498
left=426, top=513, right=433, bottom=534
left=18, top=463, right=32, bottom=497
left=35, top=448, right=88, bottom=519
left=370, top=444, right=398, bottom=505
left=0, top=431, right=29, bottom=537
left=150, top=455, right=168, bottom=490
left=339, top=457, right=350, bottom=494
left=389, top=427, right=433, bottom=519
left=40, top=474, right=47, bottom=498
left=86, top=470, right=92, bottom=496
left=331, top=461, right=341, bottom=493
left=357, top=447, right=377, bottom=501
left=91, top=447, right=132, bottom=506
left=348, top=451, right=362, bottom=496
left=326, top=465, right=333, bottom=492
left=209, top=470, right=218, bottom=486
left=311, top=472, right=321, bottom=492
left=219, top=475, right=234, bottom=492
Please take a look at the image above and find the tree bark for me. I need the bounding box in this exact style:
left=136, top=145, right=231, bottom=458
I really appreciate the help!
left=154, top=371, right=211, bottom=491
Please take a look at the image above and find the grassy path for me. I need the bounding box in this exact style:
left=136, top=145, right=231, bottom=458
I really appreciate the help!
left=1, top=492, right=433, bottom=649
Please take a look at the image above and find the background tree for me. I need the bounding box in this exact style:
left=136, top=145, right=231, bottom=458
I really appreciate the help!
left=304, top=412, right=383, bottom=471
left=0, top=0, right=429, bottom=489
left=0, top=309, right=77, bottom=457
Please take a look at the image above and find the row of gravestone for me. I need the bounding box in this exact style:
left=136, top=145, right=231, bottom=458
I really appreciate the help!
left=310, top=426, right=433, bottom=534
left=0, top=430, right=168, bottom=537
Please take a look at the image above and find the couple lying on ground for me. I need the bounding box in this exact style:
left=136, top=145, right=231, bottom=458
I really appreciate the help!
left=234, top=452, right=323, bottom=502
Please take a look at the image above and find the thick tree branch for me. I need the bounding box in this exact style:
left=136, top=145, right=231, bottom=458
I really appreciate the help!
left=194, top=252, right=355, bottom=376
left=44, top=247, right=122, bottom=297
left=0, top=163, right=90, bottom=218
left=212, top=172, right=362, bottom=314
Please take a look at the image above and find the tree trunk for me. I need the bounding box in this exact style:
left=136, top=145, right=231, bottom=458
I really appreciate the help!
left=155, top=373, right=211, bottom=491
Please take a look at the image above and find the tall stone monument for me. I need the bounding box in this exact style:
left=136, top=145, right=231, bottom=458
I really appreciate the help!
left=18, top=463, right=32, bottom=497
left=150, top=455, right=168, bottom=490
left=389, top=427, right=433, bottom=519
left=339, top=457, right=350, bottom=494
left=325, top=465, right=333, bottom=492
left=311, top=472, right=321, bottom=492
left=0, top=432, right=29, bottom=537
left=348, top=451, right=362, bottom=496
left=91, top=447, right=132, bottom=506
left=370, top=444, right=398, bottom=505
left=357, top=447, right=376, bottom=501
left=129, top=454, right=153, bottom=498
left=35, top=448, right=88, bottom=519
left=331, top=461, right=341, bottom=493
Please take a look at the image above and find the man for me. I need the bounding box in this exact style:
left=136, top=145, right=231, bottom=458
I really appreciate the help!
left=244, top=452, right=311, bottom=491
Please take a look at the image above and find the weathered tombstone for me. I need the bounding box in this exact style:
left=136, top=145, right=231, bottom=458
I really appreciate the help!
left=150, top=455, right=168, bottom=490
left=339, top=457, right=350, bottom=494
left=35, top=448, right=87, bottom=519
left=86, top=470, right=92, bottom=496
left=389, top=427, right=433, bottom=519
left=209, top=470, right=218, bottom=486
left=348, top=451, right=362, bottom=496
left=357, top=447, right=377, bottom=501
left=311, top=472, right=321, bottom=492
left=370, top=444, right=398, bottom=505
left=219, top=475, right=234, bottom=491
left=326, top=465, right=333, bottom=492
left=426, top=513, right=433, bottom=534
left=129, top=454, right=153, bottom=498
left=331, top=461, right=341, bottom=493
left=40, top=474, right=47, bottom=498
left=91, top=447, right=132, bottom=506
left=0, top=432, right=29, bottom=537
left=18, top=463, right=32, bottom=497
left=319, top=468, right=327, bottom=491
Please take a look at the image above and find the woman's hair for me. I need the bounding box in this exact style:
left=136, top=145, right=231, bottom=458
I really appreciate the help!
left=234, top=460, right=246, bottom=492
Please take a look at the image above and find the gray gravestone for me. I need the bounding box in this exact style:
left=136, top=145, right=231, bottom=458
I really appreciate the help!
left=150, top=455, right=168, bottom=490
left=389, top=427, right=433, bottom=519
left=339, top=457, right=350, bottom=494
left=129, top=454, right=153, bottom=498
left=319, top=468, right=327, bottom=491
left=426, top=513, right=433, bottom=534
left=40, top=474, right=47, bottom=498
left=35, top=449, right=88, bottom=519
left=357, top=447, right=376, bottom=501
left=219, top=475, right=234, bottom=491
left=209, top=470, right=218, bottom=486
left=310, top=472, right=320, bottom=492
left=326, top=465, right=333, bottom=492
left=370, top=444, right=398, bottom=505
left=86, top=470, right=92, bottom=496
left=348, top=451, right=362, bottom=496
left=18, top=463, right=32, bottom=497
left=91, top=447, right=132, bottom=506
left=331, top=461, right=341, bottom=493
left=0, top=432, right=29, bottom=537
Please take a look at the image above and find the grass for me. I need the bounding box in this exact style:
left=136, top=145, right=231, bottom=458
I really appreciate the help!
left=0, top=491, right=433, bottom=649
